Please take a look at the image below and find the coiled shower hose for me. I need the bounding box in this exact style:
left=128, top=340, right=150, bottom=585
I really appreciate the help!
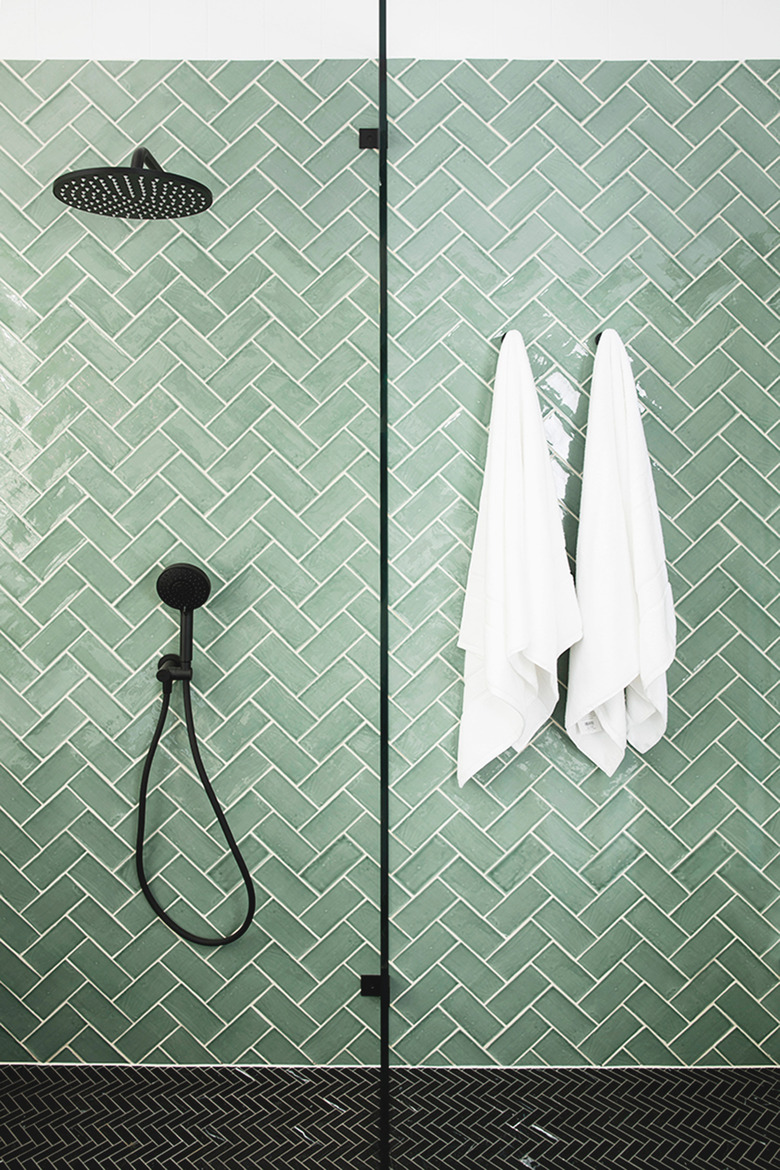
left=136, top=670, right=255, bottom=946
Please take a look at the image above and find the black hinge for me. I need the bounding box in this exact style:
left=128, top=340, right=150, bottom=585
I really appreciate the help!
left=360, top=974, right=382, bottom=997
left=359, top=127, right=380, bottom=149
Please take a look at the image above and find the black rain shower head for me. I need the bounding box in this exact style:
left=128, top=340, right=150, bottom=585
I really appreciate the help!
left=53, top=147, right=213, bottom=220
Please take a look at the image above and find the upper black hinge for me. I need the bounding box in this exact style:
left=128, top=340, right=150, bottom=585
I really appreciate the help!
left=359, top=127, right=380, bottom=149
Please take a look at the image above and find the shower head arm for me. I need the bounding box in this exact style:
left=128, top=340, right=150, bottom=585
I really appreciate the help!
left=131, top=147, right=164, bottom=172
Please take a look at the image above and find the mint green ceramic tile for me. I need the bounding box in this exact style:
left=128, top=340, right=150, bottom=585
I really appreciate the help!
left=390, top=61, right=780, bottom=1085
left=4, top=51, right=780, bottom=1075
left=536, top=64, right=599, bottom=120
left=0, top=57, right=382, bottom=1065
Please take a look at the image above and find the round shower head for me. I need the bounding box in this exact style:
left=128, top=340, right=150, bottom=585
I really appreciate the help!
left=53, top=147, right=212, bottom=220
left=157, top=564, right=211, bottom=612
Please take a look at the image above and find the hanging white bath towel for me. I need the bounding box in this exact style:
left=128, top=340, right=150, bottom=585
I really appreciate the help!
left=565, top=329, right=676, bottom=776
left=457, top=331, right=581, bottom=786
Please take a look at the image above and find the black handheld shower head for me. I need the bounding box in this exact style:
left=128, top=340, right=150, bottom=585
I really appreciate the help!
left=157, top=563, right=211, bottom=611
left=141, top=562, right=255, bottom=946
left=157, top=563, right=211, bottom=667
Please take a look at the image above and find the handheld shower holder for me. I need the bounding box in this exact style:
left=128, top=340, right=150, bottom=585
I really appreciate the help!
left=156, top=653, right=192, bottom=693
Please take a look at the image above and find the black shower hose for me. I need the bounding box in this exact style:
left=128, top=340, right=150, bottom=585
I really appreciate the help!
left=136, top=674, right=256, bottom=946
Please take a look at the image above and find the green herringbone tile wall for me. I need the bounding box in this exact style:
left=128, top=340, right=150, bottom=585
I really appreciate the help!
left=388, top=60, right=780, bottom=1066
left=2, top=56, right=780, bottom=1073
left=0, top=59, right=380, bottom=1064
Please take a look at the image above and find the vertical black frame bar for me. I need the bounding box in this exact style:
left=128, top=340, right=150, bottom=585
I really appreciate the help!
left=378, top=0, right=390, bottom=1166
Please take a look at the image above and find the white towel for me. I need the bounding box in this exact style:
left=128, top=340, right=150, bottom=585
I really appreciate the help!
left=565, top=329, right=676, bottom=776
left=457, top=331, right=581, bottom=786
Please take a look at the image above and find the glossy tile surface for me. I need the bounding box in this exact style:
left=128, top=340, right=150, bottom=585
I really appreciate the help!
left=0, top=59, right=380, bottom=1065
left=387, top=58, right=780, bottom=1066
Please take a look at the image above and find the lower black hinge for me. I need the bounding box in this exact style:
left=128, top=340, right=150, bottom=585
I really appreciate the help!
left=359, top=127, right=379, bottom=149
left=360, top=974, right=382, bottom=997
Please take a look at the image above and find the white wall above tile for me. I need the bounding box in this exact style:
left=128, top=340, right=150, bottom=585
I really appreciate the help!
left=389, top=0, right=780, bottom=60
left=0, top=0, right=778, bottom=59
left=0, top=0, right=377, bottom=59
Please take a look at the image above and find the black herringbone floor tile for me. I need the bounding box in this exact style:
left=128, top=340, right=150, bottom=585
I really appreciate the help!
left=390, top=1067, right=780, bottom=1169
left=0, top=1065, right=379, bottom=1169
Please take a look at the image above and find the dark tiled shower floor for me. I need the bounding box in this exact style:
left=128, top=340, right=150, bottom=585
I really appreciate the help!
left=0, top=1065, right=377, bottom=1169
left=1, top=1064, right=778, bottom=1168
left=392, top=1066, right=780, bottom=1169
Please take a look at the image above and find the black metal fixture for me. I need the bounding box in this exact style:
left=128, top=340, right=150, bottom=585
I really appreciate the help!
left=377, top=0, right=391, bottom=1164
left=52, top=146, right=213, bottom=219
left=136, top=564, right=255, bottom=947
